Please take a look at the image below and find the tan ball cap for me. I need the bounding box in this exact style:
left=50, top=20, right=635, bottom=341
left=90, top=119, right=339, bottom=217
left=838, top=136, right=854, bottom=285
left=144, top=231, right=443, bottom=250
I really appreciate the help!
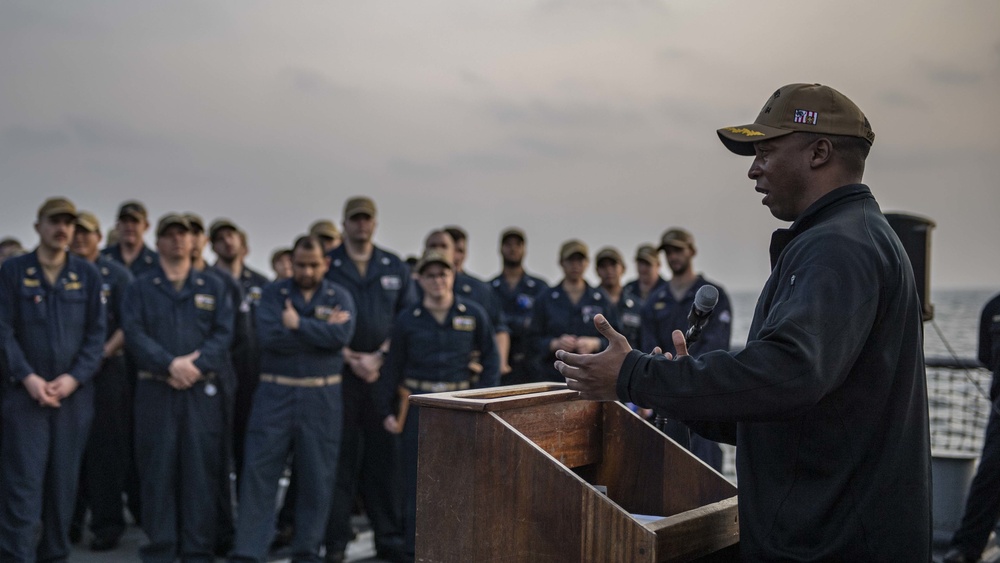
left=156, top=213, right=192, bottom=237
left=343, top=197, right=377, bottom=220
left=595, top=246, right=624, bottom=265
left=75, top=211, right=101, bottom=233
left=717, top=83, right=875, bottom=156
left=209, top=218, right=240, bottom=241
left=416, top=249, right=454, bottom=274
left=659, top=228, right=694, bottom=251
left=309, top=220, right=340, bottom=239
left=635, top=244, right=659, bottom=264
left=37, top=197, right=78, bottom=221
left=117, top=200, right=148, bottom=222
left=559, top=239, right=588, bottom=262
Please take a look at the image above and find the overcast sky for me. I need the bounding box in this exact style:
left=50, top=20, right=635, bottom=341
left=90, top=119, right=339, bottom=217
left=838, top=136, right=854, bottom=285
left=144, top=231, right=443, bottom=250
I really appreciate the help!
left=1, top=1, right=997, bottom=291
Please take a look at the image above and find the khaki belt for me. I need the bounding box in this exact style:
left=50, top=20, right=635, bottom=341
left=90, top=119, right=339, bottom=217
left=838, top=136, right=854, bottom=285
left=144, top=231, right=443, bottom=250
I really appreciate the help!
left=260, top=374, right=342, bottom=387
left=137, top=370, right=216, bottom=382
left=404, top=378, right=472, bottom=393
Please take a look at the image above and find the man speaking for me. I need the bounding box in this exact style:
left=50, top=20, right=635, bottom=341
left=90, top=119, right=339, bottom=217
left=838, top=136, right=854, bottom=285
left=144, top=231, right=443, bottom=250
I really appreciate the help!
left=555, top=83, right=931, bottom=561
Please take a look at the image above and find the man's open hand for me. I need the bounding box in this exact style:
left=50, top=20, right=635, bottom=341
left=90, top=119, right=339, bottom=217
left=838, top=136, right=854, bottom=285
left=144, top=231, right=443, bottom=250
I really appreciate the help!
left=554, top=314, right=631, bottom=401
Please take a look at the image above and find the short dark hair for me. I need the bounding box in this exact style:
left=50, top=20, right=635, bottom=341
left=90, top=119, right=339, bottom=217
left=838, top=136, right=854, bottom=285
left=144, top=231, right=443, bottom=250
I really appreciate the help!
left=291, top=235, right=324, bottom=255
left=443, top=226, right=467, bottom=244
left=270, top=248, right=292, bottom=265
left=796, top=132, right=871, bottom=177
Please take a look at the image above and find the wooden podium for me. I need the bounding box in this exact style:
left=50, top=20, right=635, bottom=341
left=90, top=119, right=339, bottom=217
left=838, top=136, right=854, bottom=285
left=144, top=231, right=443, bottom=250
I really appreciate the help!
left=411, top=383, right=739, bottom=562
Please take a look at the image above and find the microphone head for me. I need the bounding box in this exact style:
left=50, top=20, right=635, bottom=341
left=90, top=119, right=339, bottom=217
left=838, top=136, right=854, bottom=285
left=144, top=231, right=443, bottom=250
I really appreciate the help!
left=693, top=284, right=719, bottom=313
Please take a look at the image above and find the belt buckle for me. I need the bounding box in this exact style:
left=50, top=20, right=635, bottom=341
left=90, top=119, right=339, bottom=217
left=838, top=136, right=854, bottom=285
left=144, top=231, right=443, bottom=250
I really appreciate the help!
left=430, top=382, right=449, bottom=393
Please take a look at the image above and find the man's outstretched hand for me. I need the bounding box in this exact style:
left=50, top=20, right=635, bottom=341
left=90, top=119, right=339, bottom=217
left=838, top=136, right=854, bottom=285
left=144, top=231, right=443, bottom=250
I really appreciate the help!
left=556, top=315, right=691, bottom=401
left=554, top=314, right=631, bottom=401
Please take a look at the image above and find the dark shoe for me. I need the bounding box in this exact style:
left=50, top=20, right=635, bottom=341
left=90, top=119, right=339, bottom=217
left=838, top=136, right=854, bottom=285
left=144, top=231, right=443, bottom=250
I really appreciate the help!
left=214, top=538, right=233, bottom=557
left=942, top=548, right=977, bottom=563
left=323, top=550, right=345, bottom=563
left=270, top=522, right=294, bottom=551
left=89, top=535, right=120, bottom=552
left=376, top=545, right=410, bottom=563
left=68, top=524, right=82, bottom=545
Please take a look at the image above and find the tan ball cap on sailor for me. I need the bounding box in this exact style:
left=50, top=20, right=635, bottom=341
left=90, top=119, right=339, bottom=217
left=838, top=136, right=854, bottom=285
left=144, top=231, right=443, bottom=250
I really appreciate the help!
left=717, top=83, right=875, bottom=156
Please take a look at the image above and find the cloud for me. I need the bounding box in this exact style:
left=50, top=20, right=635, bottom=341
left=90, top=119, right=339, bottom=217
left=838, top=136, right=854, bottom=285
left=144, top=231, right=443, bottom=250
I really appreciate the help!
left=536, top=0, right=667, bottom=13
left=2, top=117, right=171, bottom=152
left=2, top=125, right=70, bottom=151
left=658, top=47, right=693, bottom=62
left=877, top=90, right=928, bottom=109
left=386, top=157, right=446, bottom=179
left=510, top=136, right=580, bottom=159
left=458, top=69, right=489, bottom=87
left=278, top=67, right=355, bottom=97
left=483, top=98, right=642, bottom=129
left=918, top=60, right=982, bottom=85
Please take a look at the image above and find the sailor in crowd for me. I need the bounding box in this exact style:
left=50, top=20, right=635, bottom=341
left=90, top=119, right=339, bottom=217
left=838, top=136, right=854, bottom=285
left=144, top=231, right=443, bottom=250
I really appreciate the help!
left=489, top=227, right=549, bottom=385
left=378, top=248, right=499, bottom=562
left=209, top=219, right=270, bottom=489
left=101, top=200, right=158, bottom=277
left=69, top=211, right=134, bottom=552
left=0, top=198, right=106, bottom=562
left=229, top=235, right=355, bottom=563
left=99, top=199, right=158, bottom=526
left=309, top=220, right=342, bottom=254
left=185, top=211, right=250, bottom=555
left=594, top=246, right=643, bottom=348
left=323, top=197, right=410, bottom=563
left=622, top=243, right=667, bottom=308
left=271, top=247, right=293, bottom=281
left=121, top=213, right=234, bottom=562
left=531, top=240, right=617, bottom=382
left=0, top=237, right=24, bottom=266
left=442, top=226, right=510, bottom=377
left=638, top=228, right=732, bottom=471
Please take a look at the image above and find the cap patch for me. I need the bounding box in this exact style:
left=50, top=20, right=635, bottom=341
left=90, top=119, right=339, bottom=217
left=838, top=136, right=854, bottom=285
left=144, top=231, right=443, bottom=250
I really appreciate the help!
left=793, top=110, right=818, bottom=125
left=722, top=127, right=765, bottom=138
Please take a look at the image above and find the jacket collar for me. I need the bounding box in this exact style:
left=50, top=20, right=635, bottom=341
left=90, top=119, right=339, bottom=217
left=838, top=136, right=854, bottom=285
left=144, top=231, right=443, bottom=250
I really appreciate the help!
left=769, top=184, right=872, bottom=269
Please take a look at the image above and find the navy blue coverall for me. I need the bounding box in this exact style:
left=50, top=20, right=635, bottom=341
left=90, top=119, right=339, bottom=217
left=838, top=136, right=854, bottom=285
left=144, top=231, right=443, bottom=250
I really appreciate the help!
left=121, top=265, right=233, bottom=563
left=610, top=292, right=643, bottom=350
left=639, top=275, right=732, bottom=470
left=530, top=282, right=616, bottom=382
left=622, top=276, right=667, bottom=310
left=454, top=272, right=508, bottom=337
left=99, top=241, right=159, bottom=519
left=0, top=251, right=106, bottom=562
left=196, top=267, right=245, bottom=553
left=219, top=265, right=271, bottom=476
left=75, top=255, right=134, bottom=546
left=229, top=278, right=355, bottom=563
left=323, top=245, right=412, bottom=558
left=639, top=275, right=732, bottom=358
left=377, top=297, right=499, bottom=558
left=490, top=273, right=548, bottom=384
left=100, top=243, right=159, bottom=278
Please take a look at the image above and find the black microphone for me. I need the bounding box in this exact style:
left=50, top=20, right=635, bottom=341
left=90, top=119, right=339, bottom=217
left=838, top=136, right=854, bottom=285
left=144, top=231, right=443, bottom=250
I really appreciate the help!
left=685, top=285, right=719, bottom=344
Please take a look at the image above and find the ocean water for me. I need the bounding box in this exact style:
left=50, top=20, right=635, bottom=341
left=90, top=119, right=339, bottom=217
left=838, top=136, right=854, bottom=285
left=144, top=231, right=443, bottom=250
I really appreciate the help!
left=727, top=287, right=996, bottom=359
left=716, top=287, right=997, bottom=479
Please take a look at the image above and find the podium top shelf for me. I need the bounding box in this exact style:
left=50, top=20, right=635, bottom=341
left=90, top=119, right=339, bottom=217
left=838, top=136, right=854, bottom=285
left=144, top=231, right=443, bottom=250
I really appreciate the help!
left=409, top=383, right=581, bottom=412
